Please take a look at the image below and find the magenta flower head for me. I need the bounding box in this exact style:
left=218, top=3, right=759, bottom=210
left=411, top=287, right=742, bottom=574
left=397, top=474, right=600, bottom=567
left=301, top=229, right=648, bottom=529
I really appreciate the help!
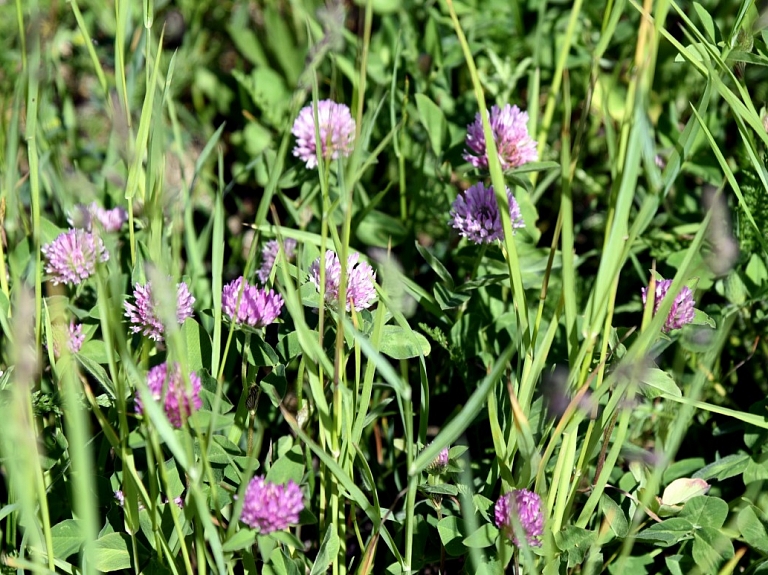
left=494, top=488, right=544, bottom=547
left=257, top=239, right=298, bottom=284
left=41, top=229, right=109, bottom=285
left=641, top=278, right=696, bottom=332
left=427, top=445, right=450, bottom=473
left=222, top=276, right=284, bottom=328
left=124, top=280, right=195, bottom=341
left=309, top=250, right=377, bottom=312
left=135, top=362, right=202, bottom=428
left=292, top=100, right=356, bottom=169
left=49, top=321, right=84, bottom=358
left=450, top=183, right=525, bottom=244
left=464, top=104, right=537, bottom=171
left=240, top=475, right=304, bottom=534
left=70, top=203, right=128, bottom=233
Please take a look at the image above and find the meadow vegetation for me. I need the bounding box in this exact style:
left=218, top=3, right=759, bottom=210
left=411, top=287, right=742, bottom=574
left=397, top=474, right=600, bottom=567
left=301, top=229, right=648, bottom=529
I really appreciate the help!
left=2, top=0, right=768, bottom=573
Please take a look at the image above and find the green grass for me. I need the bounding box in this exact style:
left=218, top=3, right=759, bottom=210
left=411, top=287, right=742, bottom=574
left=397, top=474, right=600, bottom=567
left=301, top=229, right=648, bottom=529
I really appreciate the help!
left=2, top=0, right=768, bottom=573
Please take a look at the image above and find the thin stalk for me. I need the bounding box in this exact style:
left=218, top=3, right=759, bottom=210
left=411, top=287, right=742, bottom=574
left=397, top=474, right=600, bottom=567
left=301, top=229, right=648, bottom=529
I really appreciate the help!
left=532, top=0, right=585, bottom=187
left=26, top=0, right=41, bottom=348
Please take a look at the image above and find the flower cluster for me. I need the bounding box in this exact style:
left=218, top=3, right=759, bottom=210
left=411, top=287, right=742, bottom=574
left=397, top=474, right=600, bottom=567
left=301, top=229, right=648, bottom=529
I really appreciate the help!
left=292, top=100, right=356, bottom=169
left=309, top=250, right=377, bottom=312
left=494, top=488, right=544, bottom=547
left=257, top=239, right=297, bottom=284
left=69, top=202, right=128, bottom=233
left=41, top=229, right=109, bottom=285
left=222, top=276, right=284, bottom=328
left=450, top=183, right=525, bottom=244
left=49, top=321, right=84, bottom=358
left=135, top=362, right=202, bottom=428
left=641, top=278, right=695, bottom=332
left=124, top=280, right=195, bottom=341
left=427, top=446, right=450, bottom=473
left=240, top=476, right=304, bottom=534
left=464, top=104, right=537, bottom=171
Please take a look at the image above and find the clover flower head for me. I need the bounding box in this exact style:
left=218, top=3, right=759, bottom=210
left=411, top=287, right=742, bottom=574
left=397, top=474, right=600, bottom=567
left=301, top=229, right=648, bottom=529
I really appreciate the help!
left=222, top=276, right=284, bottom=328
left=641, top=278, right=696, bottom=332
left=292, top=100, right=356, bottom=169
left=49, top=321, right=84, bottom=359
left=135, top=362, right=202, bottom=428
left=41, top=229, right=109, bottom=285
left=450, top=183, right=525, bottom=244
left=124, top=280, right=195, bottom=341
left=427, top=445, right=450, bottom=473
left=70, top=203, right=128, bottom=233
left=257, top=239, right=298, bottom=284
left=494, top=488, right=544, bottom=547
left=464, top=104, right=537, bottom=171
left=309, top=250, right=377, bottom=311
left=240, top=475, right=304, bottom=534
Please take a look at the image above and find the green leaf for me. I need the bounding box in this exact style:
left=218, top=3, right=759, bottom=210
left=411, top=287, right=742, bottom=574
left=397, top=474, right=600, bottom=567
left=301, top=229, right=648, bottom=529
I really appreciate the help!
left=434, top=283, right=471, bottom=310
left=378, top=325, right=431, bottom=359
left=679, top=496, right=728, bottom=529
left=691, top=308, right=716, bottom=328
left=607, top=555, right=654, bottom=575
left=692, top=526, right=734, bottom=574
left=85, top=532, right=132, bottom=572
left=355, top=210, right=407, bottom=248
left=414, top=94, right=447, bottom=156
left=693, top=454, right=750, bottom=481
left=738, top=506, right=768, bottom=554
left=183, top=319, right=210, bottom=373
left=223, top=528, right=257, bottom=552
left=437, top=516, right=467, bottom=557
left=244, top=335, right=279, bottom=367
left=269, top=547, right=301, bottom=575
left=462, top=523, right=498, bottom=548
left=310, top=525, right=340, bottom=575
left=599, top=495, right=628, bottom=537
left=744, top=458, right=768, bottom=484
left=77, top=353, right=116, bottom=398
left=639, top=368, right=681, bottom=399
left=51, top=519, right=84, bottom=560
left=78, top=339, right=110, bottom=364
left=420, top=483, right=459, bottom=497
left=664, top=554, right=686, bottom=575
left=415, top=242, right=453, bottom=287
left=692, top=2, right=717, bottom=43
left=554, top=526, right=597, bottom=567
left=261, top=365, right=288, bottom=407
left=634, top=518, right=694, bottom=547
left=265, top=445, right=304, bottom=485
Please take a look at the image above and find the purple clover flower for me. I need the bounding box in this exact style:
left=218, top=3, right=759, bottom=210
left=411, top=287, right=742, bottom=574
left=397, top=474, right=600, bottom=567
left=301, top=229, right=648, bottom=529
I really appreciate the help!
left=41, top=229, right=109, bottom=285
left=240, top=476, right=304, bottom=534
left=309, top=250, right=377, bottom=312
left=494, top=488, right=544, bottom=547
left=222, top=276, right=284, bottom=328
left=464, top=104, right=537, bottom=171
left=135, top=362, right=202, bottom=428
left=257, top=239, right=298, bottom=284
left=124, top=280, right=195, bottom=341
left=69, top=202, right=128, bottom=233
left=450, top=183, right=525, bottom=244
left=292, top=100, right=356, bottom=169
left=641, top=278, right=696, bottom=332
left=50, top=321, right=84, bottom=358
left=427, top=445, right=450, bottom=473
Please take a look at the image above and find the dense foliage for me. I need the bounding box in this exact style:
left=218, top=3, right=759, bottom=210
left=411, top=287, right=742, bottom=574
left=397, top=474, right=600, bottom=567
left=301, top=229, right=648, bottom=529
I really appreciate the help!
left=2, top=0, right=768, bottom=573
